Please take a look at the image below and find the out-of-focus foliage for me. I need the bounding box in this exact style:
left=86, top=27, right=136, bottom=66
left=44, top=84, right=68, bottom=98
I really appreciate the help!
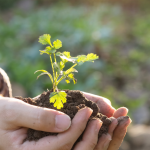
left=0, top=4, right=120, bottom=96
left=0, top=0, right=19, bottom=10
left=0, top=2, right=150, bottom=114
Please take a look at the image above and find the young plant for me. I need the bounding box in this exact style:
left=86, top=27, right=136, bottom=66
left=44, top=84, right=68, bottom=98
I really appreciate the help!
left=35, top=34, right=99, bottom=109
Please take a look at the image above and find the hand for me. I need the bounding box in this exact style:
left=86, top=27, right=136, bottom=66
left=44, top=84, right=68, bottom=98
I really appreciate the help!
left=0, top=95, right=131, bottom=150
left=83, top=92, right=132, bottom=150
left=0, top=97, right=103, bottom=150
left=0, top=68, right=131, bottom=150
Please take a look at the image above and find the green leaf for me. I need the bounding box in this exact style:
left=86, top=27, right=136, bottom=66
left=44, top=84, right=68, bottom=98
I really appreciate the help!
left=68, top=73, right=77, bottom=84
left=77, top=55, right=87, bottom=62
left=76, top=53, right=99, bottom=65
left=34, top=70, right=48, bottom=74
left=65, top=73, right=77, bottom=84
left=34, top=70, right=53, bottom=83
left=53, top=62, right=62, bottom=75
left=45, top=46, right=52, bottom=51
left=59, top=61, right=65, bottom=70
left=56, top=52, right=76, bottom=63
left=65, top=67, right=78, bottom=76
left=61, top=55, right=76, bottom=63
left=73, top=78, right=77, bottom=84
left=39, top=50, right=50, bottom=55
left=65, top=79, right=70, bottom=83
left=68, top=73, right=74, bottom=78
left=53, top=62, right=59, bottom=70
left=39, top=46, right=56, bottom=55
left=56, top=52, right=61, bottom=56
left=46, top=46, right=56, bottom=53
left=86, top=53, right=99, bottom=62
left=50, top=91, right=67, bottom=109
left=53, top=39, right=62, bottom=49
left=39, top=34, right=51, bottom=45
left=63, top=51, right=71, bottom=58
left=36, top=72, right=50, bottom=79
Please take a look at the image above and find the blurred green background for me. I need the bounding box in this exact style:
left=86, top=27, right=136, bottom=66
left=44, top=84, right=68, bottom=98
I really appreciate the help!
left=1, top=0, right=150, bottom=149
left=0, top=0, right=150, bottom=114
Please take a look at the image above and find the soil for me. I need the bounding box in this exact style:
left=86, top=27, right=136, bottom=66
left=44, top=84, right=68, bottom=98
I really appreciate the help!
left=15, top=89, right=112, bottom=146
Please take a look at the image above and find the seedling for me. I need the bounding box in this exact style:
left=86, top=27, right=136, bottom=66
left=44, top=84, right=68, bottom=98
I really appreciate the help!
left=35, top=34, right=99, bottom=109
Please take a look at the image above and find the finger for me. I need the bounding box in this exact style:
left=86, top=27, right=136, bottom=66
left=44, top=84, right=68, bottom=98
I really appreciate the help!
left=9, top=128, right=28, bottom=145
left=113, top=107, right=128, bottom=118
left=57, top=107, right=93, bottom=149
left=22, top=107, right=93, bottom=150
left=107, top=116, right=132, bottom=150
left=83, top=92, right=116, bottom=117
left=0, top=97, right=71, bottom=132
left=108, top=117, right=118, bottom=137
left=0, top=127, right=28, bottom=149
left=94, top=118, right=118, bottom=150
left=74, top=119, right=102, bottom=150
left=94, top=133, right=112, bottom=150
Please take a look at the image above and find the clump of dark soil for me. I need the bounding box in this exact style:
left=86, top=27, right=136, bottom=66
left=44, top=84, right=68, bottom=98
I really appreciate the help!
left=15, top=90, right=111, bottom=144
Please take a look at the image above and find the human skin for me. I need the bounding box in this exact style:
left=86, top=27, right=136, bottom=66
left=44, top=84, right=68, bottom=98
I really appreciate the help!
left=0, top=94, right=131, bottom=150
left=83, top=92, right=132, bottom=150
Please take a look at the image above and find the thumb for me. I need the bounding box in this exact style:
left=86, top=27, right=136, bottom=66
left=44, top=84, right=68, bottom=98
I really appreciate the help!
left=83, top=92, right=116, bottom=117
left=0, top=97, right=71, bottom=132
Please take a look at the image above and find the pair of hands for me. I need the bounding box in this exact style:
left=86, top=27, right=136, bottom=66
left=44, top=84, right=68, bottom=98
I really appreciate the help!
left=0, top=92, right=131, bottom=150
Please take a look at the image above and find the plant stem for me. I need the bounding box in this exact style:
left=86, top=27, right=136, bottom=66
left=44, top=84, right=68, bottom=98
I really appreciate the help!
left=56, top=63, right=77, bottom=85
left=50, top=55, right=56, bottom=92
left=68, top=63, right=77, bottom=71
left=49, top=41, right=53, bottom=47
left=54, top=53, right=58, bottom=79
left=54, top=53, right=59, bottom=92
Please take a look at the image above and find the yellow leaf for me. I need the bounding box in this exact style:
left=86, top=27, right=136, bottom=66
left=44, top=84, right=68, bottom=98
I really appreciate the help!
left=50, top=91, right=67, bottom=109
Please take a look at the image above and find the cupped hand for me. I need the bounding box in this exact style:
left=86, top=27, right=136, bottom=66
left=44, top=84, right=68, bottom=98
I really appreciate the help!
left=0, top=93, right=131, bottom=150
left=83, top=92, right=132, bottom=150
left=0, top=97, right=109, bottom=150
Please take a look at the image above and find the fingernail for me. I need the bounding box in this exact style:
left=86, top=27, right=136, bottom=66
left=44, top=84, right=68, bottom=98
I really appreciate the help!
left=80, top=107, right=93, bottom=119
left=118, top=116, right=130, bottom=125
left=121, top=107, right=129, bottom=113
left=109, top=117, right=115, bottom=122
left=110, top=117, right=118, bottom=125
left=55, top=114, right=71, bottom=131
left=86, top=107, right=93, bottom=113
